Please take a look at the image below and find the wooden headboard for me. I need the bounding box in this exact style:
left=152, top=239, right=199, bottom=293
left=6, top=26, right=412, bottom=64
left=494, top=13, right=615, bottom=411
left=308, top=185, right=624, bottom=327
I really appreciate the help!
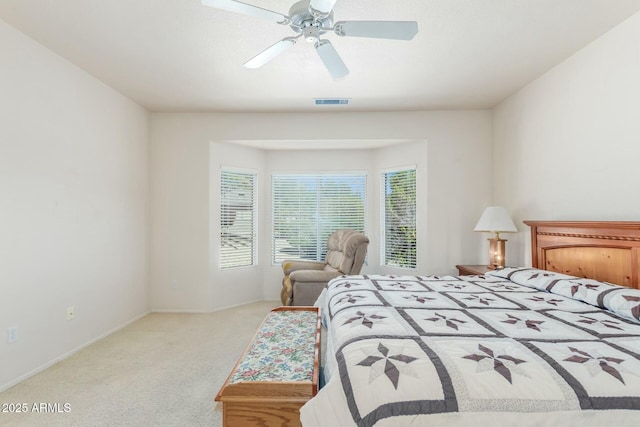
left=524, top=221, right=640, bottom=289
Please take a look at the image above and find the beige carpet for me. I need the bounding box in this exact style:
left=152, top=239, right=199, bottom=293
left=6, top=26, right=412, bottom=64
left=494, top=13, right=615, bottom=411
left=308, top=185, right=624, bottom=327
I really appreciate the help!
left=0, top=301, right=279, bottom=427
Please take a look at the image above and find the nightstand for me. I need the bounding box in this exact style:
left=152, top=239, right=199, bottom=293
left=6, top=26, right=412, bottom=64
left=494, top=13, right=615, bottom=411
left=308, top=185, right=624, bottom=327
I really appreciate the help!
left=455, top=264, right=493, bottom=276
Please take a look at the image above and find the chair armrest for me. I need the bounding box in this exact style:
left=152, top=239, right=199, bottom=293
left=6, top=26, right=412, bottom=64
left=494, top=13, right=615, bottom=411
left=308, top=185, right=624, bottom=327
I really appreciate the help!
left=282, top=260, right=325, bottom=275
left=289, top=269, right=342, bottom=284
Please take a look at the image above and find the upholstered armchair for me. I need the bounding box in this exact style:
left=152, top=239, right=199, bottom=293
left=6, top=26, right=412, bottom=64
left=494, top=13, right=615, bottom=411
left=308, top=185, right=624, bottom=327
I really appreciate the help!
left=280, top=229, right=369, bottom=306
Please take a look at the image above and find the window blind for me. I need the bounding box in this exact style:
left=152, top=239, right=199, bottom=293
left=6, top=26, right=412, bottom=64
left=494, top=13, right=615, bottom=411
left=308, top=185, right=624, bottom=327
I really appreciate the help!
left=220, top=169, right=257, bottom=269
left=272, top=174, right=366, bottom=264
left=382, top=168, right=416, bottom=268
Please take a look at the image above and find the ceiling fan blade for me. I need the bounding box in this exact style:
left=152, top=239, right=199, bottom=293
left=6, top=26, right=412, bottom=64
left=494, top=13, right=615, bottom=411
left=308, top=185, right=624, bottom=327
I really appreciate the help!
left=243, top=37, right=297, bottom=69
left=309, top=0, right=339, bottom=17
left=334, top=21, right=419, bottom=40
left=201, top=0, right=290, bottom=24
left=315, top=40, right=349, bottom=80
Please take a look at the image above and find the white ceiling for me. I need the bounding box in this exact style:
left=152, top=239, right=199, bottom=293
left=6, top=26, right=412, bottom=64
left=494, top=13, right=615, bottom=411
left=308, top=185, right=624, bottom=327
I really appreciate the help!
left=2, top=0, right=640, bottom=113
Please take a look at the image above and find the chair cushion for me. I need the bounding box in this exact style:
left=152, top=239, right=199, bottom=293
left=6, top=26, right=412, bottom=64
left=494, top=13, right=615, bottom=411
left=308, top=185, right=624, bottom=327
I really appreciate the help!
left=325, top=229, right=368, bottom=274
left=323, top=264, right=340, bottom=274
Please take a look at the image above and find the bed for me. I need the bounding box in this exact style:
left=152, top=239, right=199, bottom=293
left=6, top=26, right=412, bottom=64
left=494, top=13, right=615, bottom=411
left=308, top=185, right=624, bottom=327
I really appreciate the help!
left=300, top=221, right=640, bottom=426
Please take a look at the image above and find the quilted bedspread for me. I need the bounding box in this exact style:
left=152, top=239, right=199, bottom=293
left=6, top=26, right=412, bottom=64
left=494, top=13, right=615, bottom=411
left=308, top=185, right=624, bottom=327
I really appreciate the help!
left=300, top=268, right=640, bottom=427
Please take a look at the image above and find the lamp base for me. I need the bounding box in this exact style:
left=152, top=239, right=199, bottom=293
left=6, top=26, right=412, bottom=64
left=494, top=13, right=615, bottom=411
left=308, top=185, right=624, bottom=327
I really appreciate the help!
left=487, top=238, right=507, bottom=269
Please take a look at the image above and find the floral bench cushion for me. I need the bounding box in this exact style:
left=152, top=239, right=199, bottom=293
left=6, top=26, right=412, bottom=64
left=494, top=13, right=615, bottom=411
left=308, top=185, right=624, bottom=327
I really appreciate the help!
left=229, top=309, right=318, bottom=384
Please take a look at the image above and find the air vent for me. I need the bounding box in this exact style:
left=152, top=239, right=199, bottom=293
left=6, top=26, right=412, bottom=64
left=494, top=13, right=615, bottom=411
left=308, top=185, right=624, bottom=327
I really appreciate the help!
left=314, top=98, right=349, bottom=105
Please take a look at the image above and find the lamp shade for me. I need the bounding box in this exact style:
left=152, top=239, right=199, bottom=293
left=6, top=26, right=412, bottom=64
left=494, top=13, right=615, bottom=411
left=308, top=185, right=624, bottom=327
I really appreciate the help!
left=474, top=207, right=517, bottom=235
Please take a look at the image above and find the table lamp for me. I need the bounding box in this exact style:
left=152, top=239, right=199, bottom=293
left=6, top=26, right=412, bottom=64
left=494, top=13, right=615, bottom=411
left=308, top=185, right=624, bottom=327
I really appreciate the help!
left=474, top=206, right=518, bottom=269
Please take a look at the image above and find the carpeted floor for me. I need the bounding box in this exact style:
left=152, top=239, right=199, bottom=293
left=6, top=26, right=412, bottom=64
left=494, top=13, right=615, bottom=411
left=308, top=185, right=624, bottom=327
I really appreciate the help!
left=0, top=301, right=279, bottom=427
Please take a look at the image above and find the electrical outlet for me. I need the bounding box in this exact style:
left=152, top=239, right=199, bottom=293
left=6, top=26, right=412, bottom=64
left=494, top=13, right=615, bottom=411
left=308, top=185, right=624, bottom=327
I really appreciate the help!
left=7, top=327, right=17, bottom=344
left=170, top=279, right=178, bottom=290
left=67, top=307, right=74, bottom=320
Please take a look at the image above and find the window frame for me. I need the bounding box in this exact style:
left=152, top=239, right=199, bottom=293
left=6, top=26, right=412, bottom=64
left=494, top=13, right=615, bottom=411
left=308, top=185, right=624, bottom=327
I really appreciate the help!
left=220, top=167, right=258, bottom=270
left=380, top=165, right=417, bottom=270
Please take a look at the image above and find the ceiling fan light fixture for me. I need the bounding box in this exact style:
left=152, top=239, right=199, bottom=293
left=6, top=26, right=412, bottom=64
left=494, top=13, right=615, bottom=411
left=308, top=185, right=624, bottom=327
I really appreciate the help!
left=303, top=26, right=321, bottom=43
left=308, top=0, right=337, bottom=18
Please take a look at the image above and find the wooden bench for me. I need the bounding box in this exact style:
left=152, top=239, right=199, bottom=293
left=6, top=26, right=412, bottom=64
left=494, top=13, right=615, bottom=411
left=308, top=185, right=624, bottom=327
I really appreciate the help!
left=216, top=306, right=321, bottom=427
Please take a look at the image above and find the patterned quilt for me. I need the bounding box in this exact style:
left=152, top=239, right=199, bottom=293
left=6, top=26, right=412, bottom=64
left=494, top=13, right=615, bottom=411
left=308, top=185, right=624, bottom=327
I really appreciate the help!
left=300, top=268, right=640, bottom=427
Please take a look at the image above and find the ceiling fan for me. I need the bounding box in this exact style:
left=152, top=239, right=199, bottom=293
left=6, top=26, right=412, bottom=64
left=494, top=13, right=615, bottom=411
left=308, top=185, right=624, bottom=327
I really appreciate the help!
left=201, top=0, right=419, bottom=80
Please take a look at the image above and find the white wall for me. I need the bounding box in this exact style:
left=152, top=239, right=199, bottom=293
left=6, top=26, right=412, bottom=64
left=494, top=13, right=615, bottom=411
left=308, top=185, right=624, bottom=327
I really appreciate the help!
left=0, top=21, right=150, bottom=390
left=149, top=111, right=492, bottom=311
left=493, top=11, right=640, bottom=266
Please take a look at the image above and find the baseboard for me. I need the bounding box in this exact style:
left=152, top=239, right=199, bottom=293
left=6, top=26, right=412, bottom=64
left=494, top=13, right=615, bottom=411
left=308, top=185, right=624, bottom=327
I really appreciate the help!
left=211, top=299, right=268, bottom=312
left=0, top=310, right=151, bottom=393
left=152, top=299, right=277, bottom=314
left=149, top=309, right=211, bottom=313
